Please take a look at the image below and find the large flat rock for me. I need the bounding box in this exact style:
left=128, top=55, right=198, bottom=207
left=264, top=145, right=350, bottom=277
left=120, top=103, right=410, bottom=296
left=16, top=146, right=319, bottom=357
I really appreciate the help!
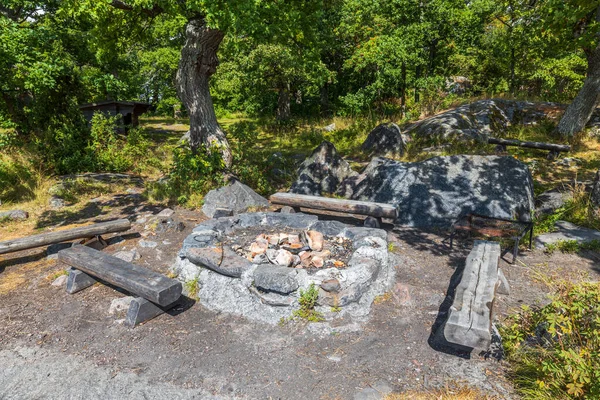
left=535, top=221, right=600, bottom=249
left=338, top=155, right=534, bottom=228
left=201, top=181, right=268, bottom=218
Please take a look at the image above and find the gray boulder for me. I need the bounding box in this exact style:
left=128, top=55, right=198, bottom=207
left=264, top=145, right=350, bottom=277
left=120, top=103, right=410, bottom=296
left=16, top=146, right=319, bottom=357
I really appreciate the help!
left=361, top=123, right=407, bottom=158
left=253, top=265, right=299, bottom=294
left=338, top=155, right=534, bottom=228
left=535, top=221, right=600, bottom=249
left=201, top=180, right=268, bottom=218
left=290, top=141, right=358, bottom=195
left=403, top=99, right=553, bottom=143
left=535, top=187, right=573, bottom=217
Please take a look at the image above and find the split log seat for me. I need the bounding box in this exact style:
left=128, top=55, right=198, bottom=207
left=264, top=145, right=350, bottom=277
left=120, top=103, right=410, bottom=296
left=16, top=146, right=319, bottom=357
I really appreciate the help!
left=488, top=137, right=570, bottom=158
left=443, top=240, right=509, bottom=350
left=269, top=192, right=398, bottom=227
left=58, top=245, right=182, bottom=327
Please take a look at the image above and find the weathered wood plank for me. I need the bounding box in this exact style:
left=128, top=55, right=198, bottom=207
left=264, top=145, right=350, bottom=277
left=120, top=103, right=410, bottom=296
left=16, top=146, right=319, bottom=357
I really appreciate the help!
left=59, top=245, right=182, bottom=307
left=444, top=240, right=500, bottom=350
left=270, top=192, right=398, bottom=219
left=0, top=219, right=131, bottom=255
left=488, top=137, right=570, bottom=152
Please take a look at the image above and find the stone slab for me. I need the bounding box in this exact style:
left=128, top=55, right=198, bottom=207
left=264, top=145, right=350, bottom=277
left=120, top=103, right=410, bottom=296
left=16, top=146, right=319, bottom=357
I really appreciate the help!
left=535, top=221, right=600, bottom=249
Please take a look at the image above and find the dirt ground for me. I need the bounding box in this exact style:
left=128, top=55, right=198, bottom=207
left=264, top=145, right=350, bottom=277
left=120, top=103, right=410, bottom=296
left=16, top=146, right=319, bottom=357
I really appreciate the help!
left=1, top=193, right=599, bottom=399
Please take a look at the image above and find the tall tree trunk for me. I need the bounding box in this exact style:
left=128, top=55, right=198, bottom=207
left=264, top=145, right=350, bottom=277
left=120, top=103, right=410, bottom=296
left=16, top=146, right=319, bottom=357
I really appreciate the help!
left=276, top=84, right=291, bottom=121
left=176, top=18, right=232, bottom=167
left=400, top=62, right=407, bottom=117
left=557, top=43, right=600, bottom=137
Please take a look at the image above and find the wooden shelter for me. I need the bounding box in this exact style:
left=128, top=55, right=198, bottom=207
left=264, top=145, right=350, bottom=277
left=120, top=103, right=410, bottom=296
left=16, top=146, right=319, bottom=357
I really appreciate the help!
left=79, top=100, right=152, bottom=129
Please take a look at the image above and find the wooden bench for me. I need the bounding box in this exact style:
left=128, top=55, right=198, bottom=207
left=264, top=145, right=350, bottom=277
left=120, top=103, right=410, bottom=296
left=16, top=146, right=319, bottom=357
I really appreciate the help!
left=448, top=213, right=533, bottom=264
left=269, top=192, right=397, bottom=227
left=0, top=219, right=131, bottom=255
left=443, top=240, right=509, bottom=350
left=488, top=137, right=570, bottom=159
left=58, top=245, right=182, bottom=327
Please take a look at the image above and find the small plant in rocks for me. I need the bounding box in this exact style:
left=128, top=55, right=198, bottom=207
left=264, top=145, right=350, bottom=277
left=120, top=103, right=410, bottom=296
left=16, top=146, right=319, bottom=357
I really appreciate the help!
left=293, top=284, right=324, bottom=322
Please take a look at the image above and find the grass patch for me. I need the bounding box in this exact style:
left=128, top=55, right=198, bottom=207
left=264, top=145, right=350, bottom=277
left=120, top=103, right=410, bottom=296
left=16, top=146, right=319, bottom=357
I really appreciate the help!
left=184, top=276, right=200, bottom=300
left=385, top=384, right=496, bottom=399
left=501, top=282, right=600, bottom=399
left=544, top=239, right=600, bottom=255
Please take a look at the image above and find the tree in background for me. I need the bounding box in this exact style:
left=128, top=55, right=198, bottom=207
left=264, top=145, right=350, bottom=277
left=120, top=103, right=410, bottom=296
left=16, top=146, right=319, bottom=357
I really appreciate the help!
left=544, top=1, right=600, bottom=136
left=70, top=0, right=323, bottom=168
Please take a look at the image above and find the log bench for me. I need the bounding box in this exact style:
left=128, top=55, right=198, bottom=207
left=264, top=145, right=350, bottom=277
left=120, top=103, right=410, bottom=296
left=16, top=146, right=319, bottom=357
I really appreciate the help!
left=0, top=219, right=131, bottom=255
left=443, top=240, right=509, bottom=350
left=488, top=137, right=570, bottom=159
left=58, top=245, right=182, bottom=327
left=269, top=192, right=397, bottom=227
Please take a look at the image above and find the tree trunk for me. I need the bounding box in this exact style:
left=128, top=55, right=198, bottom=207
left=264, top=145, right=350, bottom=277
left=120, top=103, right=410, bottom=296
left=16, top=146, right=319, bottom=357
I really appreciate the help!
left=557, top=42, right=600, bottom=137
left=276, top=84, right=291, bottom=121
left=176, top=18, right=232, bottom=167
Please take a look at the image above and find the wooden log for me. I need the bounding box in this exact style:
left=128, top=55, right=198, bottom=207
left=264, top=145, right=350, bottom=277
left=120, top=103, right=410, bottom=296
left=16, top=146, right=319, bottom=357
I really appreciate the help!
left=0, top=219, right=131, bottom=255
left=59, top=245, right=182, bottom=307
left=270, top=193, right=398, bottom=219
left=487, top=137, right=570, bottom=152
left=443, top=240, right=500, bottom=350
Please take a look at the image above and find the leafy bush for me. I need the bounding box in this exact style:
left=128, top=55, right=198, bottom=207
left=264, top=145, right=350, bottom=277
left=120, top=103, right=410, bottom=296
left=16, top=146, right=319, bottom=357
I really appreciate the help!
left=501, top=282, right=600, bottom=399
left=87, top=112, right=154, bottom=173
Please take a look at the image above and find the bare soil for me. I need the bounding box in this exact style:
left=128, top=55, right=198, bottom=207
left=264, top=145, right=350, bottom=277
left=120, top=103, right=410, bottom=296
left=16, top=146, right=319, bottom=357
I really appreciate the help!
left=1, top=193, right=598, bottom=399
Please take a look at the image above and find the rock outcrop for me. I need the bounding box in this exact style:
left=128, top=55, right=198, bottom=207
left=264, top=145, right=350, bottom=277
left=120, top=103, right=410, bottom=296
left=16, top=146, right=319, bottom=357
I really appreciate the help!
left=290, top=141, right=358, bottom=196
left=201, top=180, right=269, bottom=218
left=337, top=155, right=535, bottom=228
left=361, top=122, right=407, bottom=158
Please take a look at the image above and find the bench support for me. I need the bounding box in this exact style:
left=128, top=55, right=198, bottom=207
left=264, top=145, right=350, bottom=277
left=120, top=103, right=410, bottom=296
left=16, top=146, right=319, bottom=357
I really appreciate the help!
left=66, top=268, right=97, bottom=294
left=125, top=297, right=166, bottom=327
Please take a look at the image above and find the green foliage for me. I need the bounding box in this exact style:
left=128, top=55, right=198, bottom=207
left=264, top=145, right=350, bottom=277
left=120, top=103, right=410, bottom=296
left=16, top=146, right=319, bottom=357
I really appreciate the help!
left=87, top=112, right=154, bottom=173
left=501, top=282, right=600, bottom=399
left=293, top=284, right=324, bottom=322
left=544, top=239, right=600, bottom=255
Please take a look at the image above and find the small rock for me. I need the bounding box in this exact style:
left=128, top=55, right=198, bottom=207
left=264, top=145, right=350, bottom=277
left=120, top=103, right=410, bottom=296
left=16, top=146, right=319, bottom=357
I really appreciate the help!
left=311, top=255, right=324, bottom=268
left=113, top=249, right=141, bottom=262
left=51, top=274, right=68, bottom=287
left=109, top=296, right=135, bottom=315
left=157, top=208, right=175, bottom=217
left=250, top=239, right=268, bottom=257
left=280, top=206, right=296, bottom=214
left=291, top=255, right=301, bottom=267
left=274, top=249, right=294, bottom=267
left=212, top=208, right=234, bottom=218
left=305, top=230, right=324, bottom=251
left=49, top=196, right=66, bottom=209
left=0, top=209, right=29, bottom=221
left=125, top=188, right=139, bottom=194
left=253, top=253, right=268, bottom=264
left=321, top=278, right=341, bottom=293
left=138, top=239, right=158, bottom=249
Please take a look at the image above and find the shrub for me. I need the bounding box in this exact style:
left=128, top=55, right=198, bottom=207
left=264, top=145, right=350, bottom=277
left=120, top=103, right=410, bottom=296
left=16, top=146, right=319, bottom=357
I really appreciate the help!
left=501, top=282, right=600, bottom=399
left=293, top=284, right=324, bottom=322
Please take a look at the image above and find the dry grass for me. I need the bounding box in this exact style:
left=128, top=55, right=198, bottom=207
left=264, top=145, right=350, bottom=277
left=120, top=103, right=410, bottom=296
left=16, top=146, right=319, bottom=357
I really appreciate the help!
left=0, top=253, right=54, bottom=295
left=385, top=385, right=497, bottom=400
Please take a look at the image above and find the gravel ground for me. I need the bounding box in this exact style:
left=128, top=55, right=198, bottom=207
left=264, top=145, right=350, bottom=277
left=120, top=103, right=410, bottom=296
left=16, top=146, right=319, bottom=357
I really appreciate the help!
left=1, top=197, right=598, bottom=399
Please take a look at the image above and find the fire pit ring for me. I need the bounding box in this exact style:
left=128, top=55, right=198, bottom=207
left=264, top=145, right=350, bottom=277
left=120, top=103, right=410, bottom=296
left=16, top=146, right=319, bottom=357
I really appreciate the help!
left=172, top=212, right=395, bottom=325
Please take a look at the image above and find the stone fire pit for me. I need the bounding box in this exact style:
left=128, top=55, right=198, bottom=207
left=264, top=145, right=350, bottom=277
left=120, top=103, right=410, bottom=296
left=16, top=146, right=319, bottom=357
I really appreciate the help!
left=172, top=212, right=394, bottom=325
